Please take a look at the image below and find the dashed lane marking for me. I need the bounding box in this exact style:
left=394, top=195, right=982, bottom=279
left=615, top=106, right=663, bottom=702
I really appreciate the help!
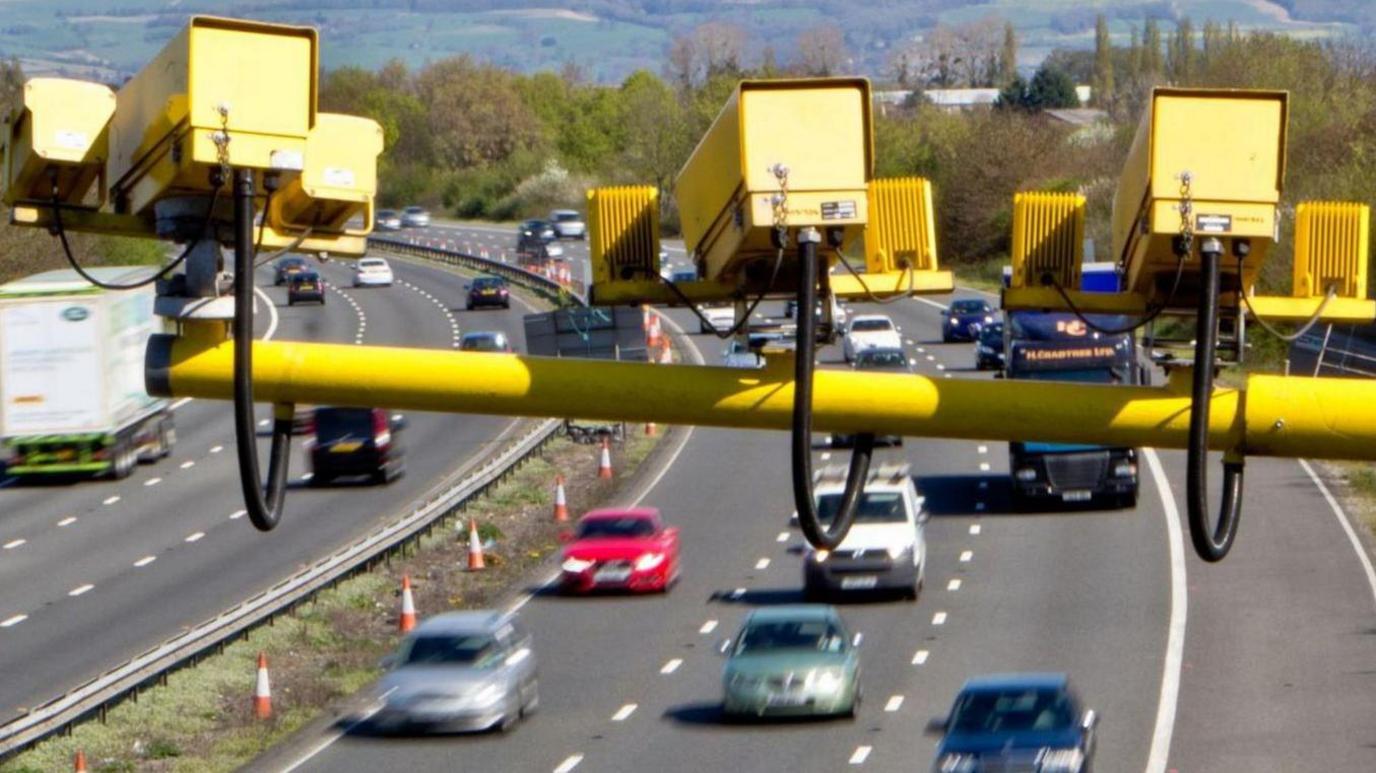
left=947, top=579, right=962, bottom=591
left=58, top=517, right=77, bottom=527
left=180, top=461, right=195, bottom=470
left=102, top=496, right=120, bottom=506
left=661, top=659, right=683, bottom=674
left=230, top=510, right=246, bottom=520
left=210, top=445, right=223, bottom=454
left=969, top=524, right=982, bottom=535
left=755, top=558, right=770, bottom=570
left=960, top=550, right=973, bottom=562
left=849, top=746, right=872, bottom=765
left=913, top=649, right=929, bottom=665
left=611, top=704, right=637, bottom=721
left=3, top=539, right=25, bottom=550
left=978, top=462, right=990, bottom=472
left=977, top=445, right=988, bottom=454
left=932, top=611, right=948, bottom=625
left=884, top=695, right=904, bottom=712
left=68, top=584, right=94, bottom=597
left=1, top=614, right=28, bottom=628
left=144, top=477, right=162, bottom=487
left=776, top=531, right=789, bottom=543
left=553, top=754, right=583, bottom=773
left=134, top=556, right=156, bottom=567
left=185, top=532, right=205, bottom=543
left=699, top=620, right=718, bottom=635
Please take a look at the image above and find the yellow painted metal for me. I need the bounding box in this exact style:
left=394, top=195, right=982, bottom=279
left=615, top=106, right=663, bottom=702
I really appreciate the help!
left=1293, top=201, right=1369, bottom=299
left=1002, top=286, right=1150, bottom=315
left=2, top=78, right=116, bottom=207
left=675, top=78, right=872, bottom=285
left=829, top=268, right=953, bottom=299
left=1242, top=296, right=1376, bottom=323
left=587, top=185, right=660, bottom=286
left=1112, top=88, right=1287, bottom=304
left=107, top=16, right=318, bottom=216
left=1010, top=191, right=1084, bottom=290
left=270, top=113, right=382, bottom=237
left=864, top=177, right=939, bottom=274
left=152, top=335, right=1376, bottom=462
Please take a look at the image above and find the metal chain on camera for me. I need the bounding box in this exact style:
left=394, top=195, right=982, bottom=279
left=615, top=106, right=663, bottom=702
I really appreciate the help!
left=1177, top=171, right=1194, bottom=257
left=770, top=163, right=790, bottom=248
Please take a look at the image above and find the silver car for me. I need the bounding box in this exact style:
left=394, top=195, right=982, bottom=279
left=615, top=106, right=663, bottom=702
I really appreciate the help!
left=373, top=611, right=538, bottom=733
left=401, top=205, right=431, bottom=228
left=549, top=209, right=586, bottom=239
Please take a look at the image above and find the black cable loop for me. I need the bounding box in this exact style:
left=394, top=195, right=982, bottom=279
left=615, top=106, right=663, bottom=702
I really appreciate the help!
left=1186, top=245, right=1244, bottom=561
left=230, top=168, right=293, bottom=531
left=50, top=179, right=222, bottom=291
left=792, top=232, right=874, bottom=551
left=1043, top=249, right=1189, bottom=337
left=1235, top=253, right=1338, bottom=343
left=631, top=247, right=786, bottom=340
left=832, top=246, right=916, bottom=305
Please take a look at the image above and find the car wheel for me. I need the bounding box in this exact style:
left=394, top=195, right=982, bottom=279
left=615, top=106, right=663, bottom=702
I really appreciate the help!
left=1118, top=492, right=1138, bottom=509
left=309, top=474, right=331, bottom=488
left=496, top=711, right=519, bottom=733
left=521, top=682, right=540, bottom=716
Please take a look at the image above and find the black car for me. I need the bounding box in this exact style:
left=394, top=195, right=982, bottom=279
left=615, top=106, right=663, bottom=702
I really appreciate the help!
left=274, top=256, right=308, bottom=286
left=974, top=322, right=1005, bottom=370
left=929, top=673, right=1097, bottom=773
left=516, top=219, right=557, bottom=256
left=309, top=407, right=406, bottom=485
left=287, top=270, right=325, bottom=305
left=467, top=276, right=511, bottom=310
left=829, top=346, right=909, bottom=448
left=942, top=298, right=995, bottom=342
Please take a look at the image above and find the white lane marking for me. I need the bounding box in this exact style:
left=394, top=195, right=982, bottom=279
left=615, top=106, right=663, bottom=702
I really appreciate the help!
left=254, top=285, right=280, bottom=341
left=731, top=587, right=746, bottom=599
left=210, top=445, right=223, bottom=454
left=947, top=579, right=962, bottom=591
left=932, top=611, right=948, bottom=625
left=1299, top=460, right=1376, bottom=614
left=661, top=658, right=683, bottom=674
left=184, top=531, right=205, bottom=543
left=754, top=558, right=770, bottom=570
left=68, top=584, right=94, bottom=597
left=229, top=510, right=246, bottom=520
left=959, top=550, right=973, bottom=562
left=925, top=355, right=935, bottom=361
left=849, top=746, right=872, bottom=765
left=699, top=620, right=718, bottom=635
left=884, top=695, right=904, bottom=712
left=969, top=524, right=981, bottom=535
left=936, top=363, right=946, bottom=371
left=611, top=703, right=637, bottom=721
left=1142, top=448, right=1187, bottom=773
left=508, top=571, right=561, bottom=614
left=820, top=452, right=832, bottom=461
left=144, top=477, right=162, bottom=487
left=978, top=462, right=990, bottom=472
left=977, top=445, right=988, bottom=454
left=179, top=460, right=195, bottom=470
left=134, top=555, right=157, bottom=567
left=257, top=419, right=270, bottom=427
left=776, top=531, right=789, bottom=543
left=944, top=373, right=952, bottom=378
left=917, top=346, right=926, bottom=353
left=916, top=297, right=948, bottom=311
left=554, top=755, right=584, bottom=773
left=1, top=614, right=28, bottom=627
left=58, top=517, right=77, bottom=527
left=102, top=496, right=120, bottom=506
left=912, top=649, right=929, bottom=665
left=3, top=539, right=25, bottom=550
left=905, top=338, right=915, bottom=345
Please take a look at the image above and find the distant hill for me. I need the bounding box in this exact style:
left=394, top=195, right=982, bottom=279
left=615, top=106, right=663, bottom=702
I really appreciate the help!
left=2, top=1, right=1368, bottom=83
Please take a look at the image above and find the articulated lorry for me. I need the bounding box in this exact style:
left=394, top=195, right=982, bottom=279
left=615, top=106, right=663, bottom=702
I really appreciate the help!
left=0, top=267, right=174, bottom=480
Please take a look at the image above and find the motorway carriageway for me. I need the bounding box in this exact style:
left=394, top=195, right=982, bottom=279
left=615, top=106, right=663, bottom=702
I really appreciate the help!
left=0, top=256, right=537, bottom=724
left=274, top=222, right=1376, bottom=773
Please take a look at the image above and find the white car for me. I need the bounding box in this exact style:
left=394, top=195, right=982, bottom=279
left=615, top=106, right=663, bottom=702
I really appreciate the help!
left=549, top=209, right=586, bottom=240
left=698, top=305, right=735, bottom=335
left=721, top=339, right=764, bottom=369
left=402, top=206, right=431, bottom=228
left=353, top=257, right=394, bottom=287
left=376, top=209, right=402, bottom=231
left=842, top=314, right=902, bottom=362
left=802, top=463, right=927, bottom=600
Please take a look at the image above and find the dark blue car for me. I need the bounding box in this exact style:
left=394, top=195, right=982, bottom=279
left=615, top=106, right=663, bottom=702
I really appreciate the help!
left=929, top=673, right=1097, bottom=773
left=941, top=298, right=995, bottom=342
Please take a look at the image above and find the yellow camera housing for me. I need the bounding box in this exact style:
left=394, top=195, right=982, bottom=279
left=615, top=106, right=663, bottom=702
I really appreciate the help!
left=2, top=78, right=116, bottom=208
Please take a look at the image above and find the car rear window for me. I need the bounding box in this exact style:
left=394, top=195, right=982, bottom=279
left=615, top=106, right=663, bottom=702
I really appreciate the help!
left=577, top=517, right=656, bottom=539
left=314, top=409, right=372, bottom=442
left=952, top=300, right=988, bottom=313
left=851, top=318, right=892, bottom=332
left=816, top=491, right=908, bottom=524
left=856, top=350, right=908, bottom=369
left=473, top=277, right=504, bottom=289
left=359, top=259, right=386, bottom=268
left=404, top=634, right=499, bottom=665
left=293, top=272, right=320, bottom=283
left=554, top=212, right=580, bottom=222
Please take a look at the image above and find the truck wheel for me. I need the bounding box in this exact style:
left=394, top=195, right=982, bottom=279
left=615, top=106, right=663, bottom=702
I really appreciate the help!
left=110, top=442, right=134, bottom=480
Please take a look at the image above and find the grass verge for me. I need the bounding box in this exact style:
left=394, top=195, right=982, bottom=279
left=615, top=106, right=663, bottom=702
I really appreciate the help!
left=0, top=424, right=664, bottom=773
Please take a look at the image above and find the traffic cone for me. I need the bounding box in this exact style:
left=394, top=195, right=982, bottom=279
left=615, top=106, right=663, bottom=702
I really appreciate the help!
left=645, top=420, right=658, bottom=437
left=646, top=313, right=664, bottom=349
left=73, top=750, right=87, bottom=772
left=398, top=575, right=417, bottom=633
left=598, top=437, right=614, bottom=480
left=467, top=519, right=486, bottom=571
left=553, top=475, right=570, bottom=522
left=659, top=344, right=673, bottom=365
left=253, top=652, right=272, bottom=719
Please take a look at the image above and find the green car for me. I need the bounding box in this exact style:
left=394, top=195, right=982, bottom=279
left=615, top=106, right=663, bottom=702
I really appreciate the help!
left=721, top=605, right=862, bottom=719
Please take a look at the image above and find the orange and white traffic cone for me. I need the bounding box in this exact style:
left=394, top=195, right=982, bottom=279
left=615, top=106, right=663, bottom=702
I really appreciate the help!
left=646, top=313, right=664, bottom=350
left=398, top=575, right=417, bottom=633
left=598, top=437, right=614, bottom=480
left=553, top=475, right=570, bottom=522
left=645, top=420, right=658, bottom=437
left=253, top=652, right=272, bottom=719
left=74, top=750, right=88, bottom=772
left=467, top=519, right=486, bottom=571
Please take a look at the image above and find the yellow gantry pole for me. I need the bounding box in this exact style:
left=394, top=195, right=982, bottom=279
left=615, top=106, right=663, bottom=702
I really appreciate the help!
left=147, top=335, right=1376, bottom=462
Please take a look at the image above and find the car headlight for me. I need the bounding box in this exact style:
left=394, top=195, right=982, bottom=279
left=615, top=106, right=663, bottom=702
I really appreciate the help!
left=886, top=544, right=913, bottom=560
left=936, top=753, right=978, bottom=773
left=949, top=318, right=959, bottom=326
left=1039, top=747, right=1085, bottom=773
left=1015, top=468, right=1038, bottom=482
left=1113, top=461, right=1137, bottom=478
left=984, top=315, right=993, bottom=323
left=562, top=557, right=594, bottom=573
left=805, top=667, right=844, bottom=693
left=811, top=549, right=830, bottom=563
left=469, top=683, right=505, bottom=707
left=634, top=552, right=665, bottom=571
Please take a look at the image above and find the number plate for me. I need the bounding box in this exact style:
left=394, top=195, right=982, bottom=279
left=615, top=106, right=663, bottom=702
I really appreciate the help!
left=1062, top=490, right=1093, bottom=502
left=593, top=567, right=631, bottom=583
left=330, top=441, right=363, bottom=453
left=766, top=693, right=808, bottom=706
left=840, top=575, right=878, bottom=590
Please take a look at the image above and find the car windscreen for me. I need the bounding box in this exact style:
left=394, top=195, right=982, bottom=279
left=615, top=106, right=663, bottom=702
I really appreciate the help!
left=278, top=258, right=305, bottom=269
left=404, top=634, right=499, bottom=666
left=461, top=335, right=501, bottom=351
left=856, top=350, right=908, bottom=370
left=292, top=272, right=320, bottom=284
left=554, top=212, right=580, bottom=222
left=473, top=277, right=504, bottom=289
left=850, top=319, right=892, bottom=332
left=979, top=325, right=1003, bottom=345
left=736, top=620, right=846, bottom=655
left=951, top=300, right=989, bottom=314
left=359, top=259, right=387, bottom=269
left=816, top=491, right=908, bottom=524
left=404, top=207, right=424, bottom=214
left=314, top=409, right=372, bottom=442
left=949, top=688, right=1076, bottom=734
left=577, top=517, right=656, bottom=539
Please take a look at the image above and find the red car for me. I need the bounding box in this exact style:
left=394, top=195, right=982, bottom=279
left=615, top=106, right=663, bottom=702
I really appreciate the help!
left=559, top=508, right=680, bottom=594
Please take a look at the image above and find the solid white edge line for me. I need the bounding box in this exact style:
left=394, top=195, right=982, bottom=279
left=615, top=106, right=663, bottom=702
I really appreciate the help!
left=621, top=309, right=704, bottom=508
left=1298, top=460, right=1376, bottom=614
left=1142, top=448, right=1187, bottom=773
